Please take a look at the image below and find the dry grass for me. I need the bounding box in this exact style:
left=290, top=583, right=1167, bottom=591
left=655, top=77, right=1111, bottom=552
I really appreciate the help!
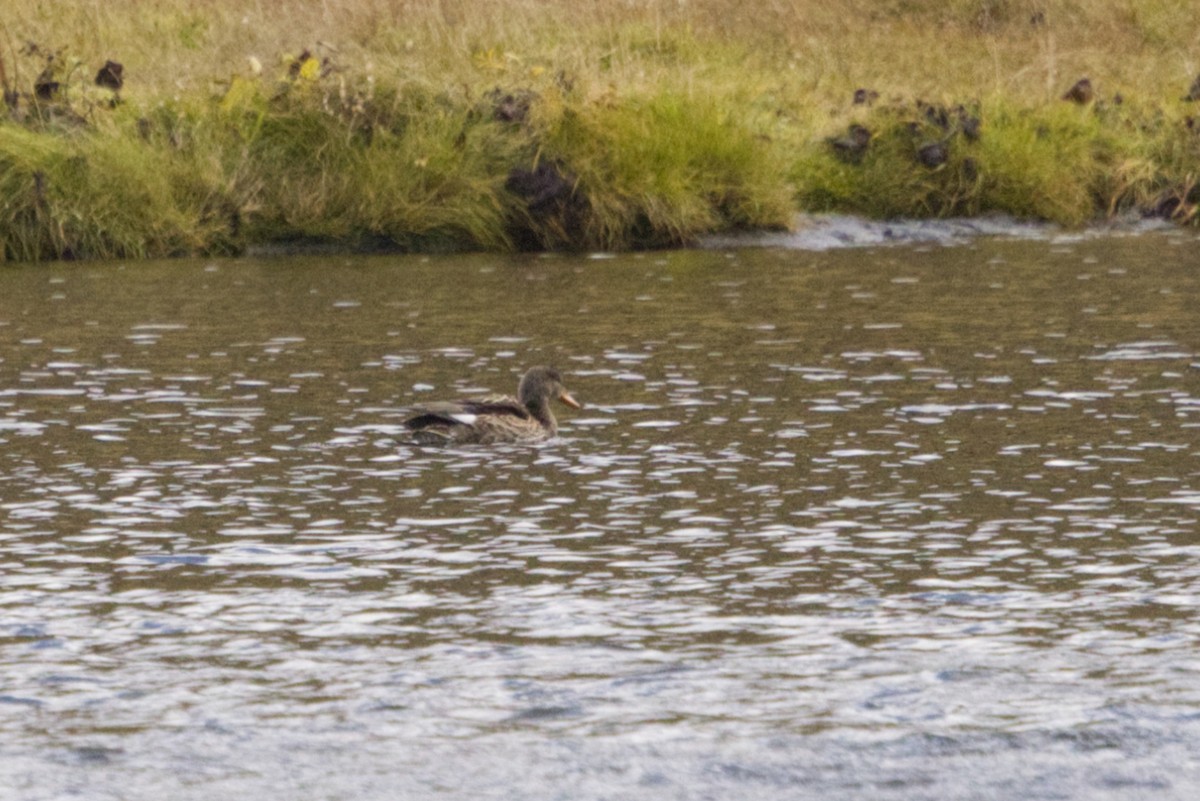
left=5, top=0, right=1198, bottom=100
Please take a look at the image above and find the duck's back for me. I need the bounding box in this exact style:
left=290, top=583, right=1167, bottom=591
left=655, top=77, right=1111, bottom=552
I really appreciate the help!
left=405, top=395, right=549, bottom=444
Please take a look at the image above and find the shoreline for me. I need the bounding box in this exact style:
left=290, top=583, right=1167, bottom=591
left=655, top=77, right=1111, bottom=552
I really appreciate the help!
left=231, top=213, right=1183, bottom=261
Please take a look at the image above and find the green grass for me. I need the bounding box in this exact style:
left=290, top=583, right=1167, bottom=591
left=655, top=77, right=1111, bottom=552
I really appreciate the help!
left=2, top=0, right=1200, bottom=259
left=538, top=89, right=793, bottom=248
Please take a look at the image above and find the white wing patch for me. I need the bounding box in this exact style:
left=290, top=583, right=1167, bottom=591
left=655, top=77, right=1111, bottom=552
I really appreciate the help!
left=448, top=412, right=478, bottom=425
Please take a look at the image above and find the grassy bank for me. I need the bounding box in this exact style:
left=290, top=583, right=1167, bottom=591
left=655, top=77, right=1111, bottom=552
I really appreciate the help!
left=2, top=0, right=1200, bottom=260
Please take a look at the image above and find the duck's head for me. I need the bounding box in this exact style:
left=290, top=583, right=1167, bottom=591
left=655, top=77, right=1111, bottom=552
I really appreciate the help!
left=519, top=366, right=581, bottom=412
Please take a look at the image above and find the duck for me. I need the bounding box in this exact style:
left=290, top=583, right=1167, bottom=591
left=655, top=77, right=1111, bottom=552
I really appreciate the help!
left=404, top=366, right=581, bottom=444
left=1061, top=77, right=1094, bottom=104
left=828, top=123, right=872, bottom=164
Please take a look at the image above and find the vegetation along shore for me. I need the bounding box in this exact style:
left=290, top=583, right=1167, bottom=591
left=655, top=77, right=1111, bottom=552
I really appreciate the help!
left=2, top=0, right=1200, bottom=261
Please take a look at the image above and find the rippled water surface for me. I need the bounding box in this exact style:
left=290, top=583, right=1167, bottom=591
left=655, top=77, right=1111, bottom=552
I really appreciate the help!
left=3, top=227, right=1200, bottom=800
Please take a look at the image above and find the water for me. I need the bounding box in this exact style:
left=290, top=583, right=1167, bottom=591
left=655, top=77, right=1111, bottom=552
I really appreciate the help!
left=2, top=224, right=1200, bottom=799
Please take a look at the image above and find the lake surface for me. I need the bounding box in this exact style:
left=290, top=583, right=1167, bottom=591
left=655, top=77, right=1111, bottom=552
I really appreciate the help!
left=3, top=222, right=1200, bottom=800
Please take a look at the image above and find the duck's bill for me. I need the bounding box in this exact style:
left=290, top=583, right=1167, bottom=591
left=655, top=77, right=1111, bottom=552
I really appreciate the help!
left=558, top=392, right=582, bottom=409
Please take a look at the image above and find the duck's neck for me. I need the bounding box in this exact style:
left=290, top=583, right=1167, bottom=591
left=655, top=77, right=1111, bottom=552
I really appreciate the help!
left=525, top=399, right=558, bottom=433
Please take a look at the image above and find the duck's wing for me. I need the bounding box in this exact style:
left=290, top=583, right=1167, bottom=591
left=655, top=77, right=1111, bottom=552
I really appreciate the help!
left=404, top=395, right=530, bottom=430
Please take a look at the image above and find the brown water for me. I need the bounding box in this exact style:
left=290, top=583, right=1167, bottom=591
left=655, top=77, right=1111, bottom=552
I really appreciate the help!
left=2, top=226, right=1200, bottom=800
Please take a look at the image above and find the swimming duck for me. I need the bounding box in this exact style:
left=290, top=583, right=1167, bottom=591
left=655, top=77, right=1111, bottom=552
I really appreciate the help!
left=404, top=366, right=581, bottom=444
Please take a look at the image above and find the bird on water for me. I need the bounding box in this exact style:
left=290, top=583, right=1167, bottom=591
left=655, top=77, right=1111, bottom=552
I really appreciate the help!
left=404, top=366, right=581, bottom=445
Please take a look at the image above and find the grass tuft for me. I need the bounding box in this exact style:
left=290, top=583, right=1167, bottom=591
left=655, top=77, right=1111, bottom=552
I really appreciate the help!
left=539, top=89, right=793, bottom=248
